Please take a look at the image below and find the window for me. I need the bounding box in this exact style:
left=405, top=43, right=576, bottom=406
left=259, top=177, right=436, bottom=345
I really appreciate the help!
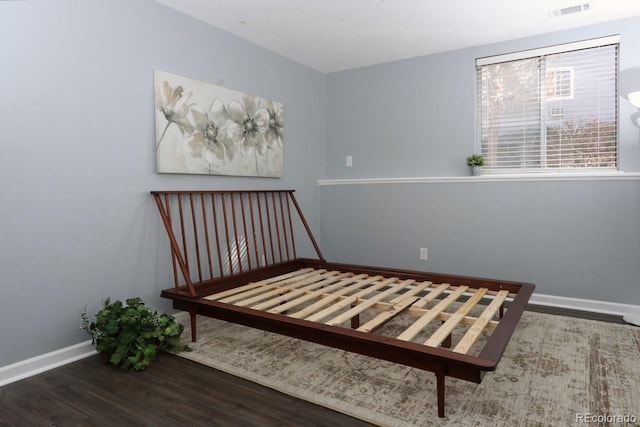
left=476, top=36, right=618, bottom=173
left=549, top=106, right=566, bottom=117
left=546, top=67, right=574, bottom=100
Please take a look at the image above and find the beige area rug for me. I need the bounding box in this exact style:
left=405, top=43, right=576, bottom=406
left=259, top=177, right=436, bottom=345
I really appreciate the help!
left=177, top=312, right=640, bottom=426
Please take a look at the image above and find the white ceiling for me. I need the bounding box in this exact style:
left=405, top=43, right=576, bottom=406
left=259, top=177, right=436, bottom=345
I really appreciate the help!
left=153, top=0, right=640, bottom=73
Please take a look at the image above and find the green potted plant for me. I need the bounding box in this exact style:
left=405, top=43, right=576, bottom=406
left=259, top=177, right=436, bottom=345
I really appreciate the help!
left=466, top=154, right=485, bottom=175
left=81, top=297, right=190, bottom=371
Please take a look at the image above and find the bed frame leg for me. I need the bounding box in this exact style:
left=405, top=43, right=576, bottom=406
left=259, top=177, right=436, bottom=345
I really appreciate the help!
left=436, top=371, right=445, bottom=418
left=442, top=333, right=452, bottom=348
left=190, top=307, right=197, bottom=342
left=350, top=312, right=360, bottom=329
left=440, top=321, right=452, bottom=348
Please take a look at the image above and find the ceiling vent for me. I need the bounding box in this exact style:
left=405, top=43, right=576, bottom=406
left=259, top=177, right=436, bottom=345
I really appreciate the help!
left=549, top=3, right=591, bottom=18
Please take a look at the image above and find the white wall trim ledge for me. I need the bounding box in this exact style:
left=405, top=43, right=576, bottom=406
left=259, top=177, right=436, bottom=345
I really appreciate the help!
left=318, top=172, right=640, bottom=186
left=1, top=296, right=638, bottom=387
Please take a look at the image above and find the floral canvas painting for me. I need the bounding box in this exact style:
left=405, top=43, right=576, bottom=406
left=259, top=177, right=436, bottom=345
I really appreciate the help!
left=154, top=70, right=284, bottom=177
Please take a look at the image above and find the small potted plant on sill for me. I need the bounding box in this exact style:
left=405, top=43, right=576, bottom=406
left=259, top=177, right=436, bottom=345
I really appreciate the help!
left=81, top=297, right=190, bottom=371
left=466, top=154, right=485, bottom=176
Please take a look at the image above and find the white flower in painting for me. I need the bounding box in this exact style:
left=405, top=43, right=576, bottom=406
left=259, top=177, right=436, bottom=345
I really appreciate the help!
left=228, top=95, right=270, bottom=156
left=264, top=100, right=284, bottom=150
left=184, top=98, right=236, bottom=164
left=156, top=81, right=194, bottom=147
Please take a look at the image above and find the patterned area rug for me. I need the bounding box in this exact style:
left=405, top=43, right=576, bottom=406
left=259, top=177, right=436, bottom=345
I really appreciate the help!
left=176, top=312, right=640, bottom=426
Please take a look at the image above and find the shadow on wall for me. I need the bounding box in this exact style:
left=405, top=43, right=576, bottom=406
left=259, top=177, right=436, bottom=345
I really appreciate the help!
left=620, top=67, right=640, bottom=127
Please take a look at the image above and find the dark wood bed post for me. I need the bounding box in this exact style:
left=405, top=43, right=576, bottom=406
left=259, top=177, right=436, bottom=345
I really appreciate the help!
left=436, top=369, right=446, bottom=418
left=152, top=192, right=197, bottom=296
left=442, top=333, right=452, bottom=349
left=288, top=192, right=326, bottom=262
left=350, top=313, right=360, bottom=329
left=189, top=305, right=197, bottom=342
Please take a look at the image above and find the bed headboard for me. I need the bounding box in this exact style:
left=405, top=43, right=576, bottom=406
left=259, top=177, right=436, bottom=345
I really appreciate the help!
left=151, top=190, right=325, bottom=296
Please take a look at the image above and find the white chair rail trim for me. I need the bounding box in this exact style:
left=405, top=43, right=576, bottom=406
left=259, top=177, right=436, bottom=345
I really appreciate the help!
left=318, top=172, right=640, bottom=186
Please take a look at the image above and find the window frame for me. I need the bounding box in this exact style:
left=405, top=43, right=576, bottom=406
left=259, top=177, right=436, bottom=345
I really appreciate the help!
left=546, top=66, right=574, bottom=101
left=475, top=35, right=620, bottom=175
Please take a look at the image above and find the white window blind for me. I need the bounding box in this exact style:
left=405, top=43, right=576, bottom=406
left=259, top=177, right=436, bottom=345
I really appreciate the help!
left=476, top=36, right=619, bottom=173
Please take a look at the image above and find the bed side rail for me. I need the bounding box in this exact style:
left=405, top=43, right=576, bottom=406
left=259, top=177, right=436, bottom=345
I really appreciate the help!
left=151, top=190, right=325, bottom=296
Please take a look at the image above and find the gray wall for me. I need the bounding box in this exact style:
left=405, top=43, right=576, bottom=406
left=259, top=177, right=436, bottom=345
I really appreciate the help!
left=0, top=0, right=326, bottom=366
left=322, top=18, right=640, bottom=305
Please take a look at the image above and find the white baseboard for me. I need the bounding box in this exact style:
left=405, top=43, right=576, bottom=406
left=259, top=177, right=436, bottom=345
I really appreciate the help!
left=529, top=293, right=640, bottom=317
left=0, top=340, right=96, bottom=387
left=1, top=293, right=638, bottom=388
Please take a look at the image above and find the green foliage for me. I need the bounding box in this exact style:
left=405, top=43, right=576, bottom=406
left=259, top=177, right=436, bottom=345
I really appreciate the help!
left=81, top=297, right=190, bottom=371
left=466, top=154, right=485, bottom=167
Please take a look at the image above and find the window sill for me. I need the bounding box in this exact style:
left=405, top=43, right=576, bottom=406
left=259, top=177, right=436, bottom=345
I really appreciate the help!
left=317, top=171, right=640, bottom=186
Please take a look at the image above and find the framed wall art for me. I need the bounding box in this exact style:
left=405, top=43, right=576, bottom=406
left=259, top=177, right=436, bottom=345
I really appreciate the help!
left=154, top=70, right=283, bottom=177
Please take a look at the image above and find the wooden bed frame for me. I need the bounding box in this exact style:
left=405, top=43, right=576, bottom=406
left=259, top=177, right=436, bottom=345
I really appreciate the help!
left=152, top=190, right=534, bottom=418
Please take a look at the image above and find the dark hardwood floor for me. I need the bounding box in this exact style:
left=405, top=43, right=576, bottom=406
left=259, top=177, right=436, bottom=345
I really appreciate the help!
left=0, top=352, right=375, bottom=427
left=0, top=306, right=628, bottom=427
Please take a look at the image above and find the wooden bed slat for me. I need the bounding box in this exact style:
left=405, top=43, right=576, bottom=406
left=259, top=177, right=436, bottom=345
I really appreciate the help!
left=412, top=283, right=450, bottom=308
left=349, top=297, right=500, bottom=329
left=396, top=286, right=469, bottom=342
left=204, top=268, right=314, bottom=301
left=202, top=272, right=504, bottom=344
left=226, top=270, right=329, bottom=306
left=250, top=271, right=344, bottom=311
left=325, top=279, right=415, bottom=326
left=354, top=281, right=432, bottom=333
left=388, top=281, right=432, bottom=304
left=424, top=288, right=488, bottom=348
left=357, top=295, right=419, bottom=333
left=300, top=276, right=395, bottom=322
left=453, top=290, right=509, bottom=354
left=268, top=274, right=367, bottom=314
left=416, top=308, right=499, bottom=329
left=289, top=275, right=381, bottom=319
left=220, top=269, right=321, bottom=304
left=266, top=273, right=360, bottom=314
left=205, top=269, right=503, bottom=338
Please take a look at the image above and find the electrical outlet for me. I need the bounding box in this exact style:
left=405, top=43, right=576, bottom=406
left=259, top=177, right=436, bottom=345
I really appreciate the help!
left=346, top=156, right=353, bottom=167
left=419, top=247, right=428, bottom=261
